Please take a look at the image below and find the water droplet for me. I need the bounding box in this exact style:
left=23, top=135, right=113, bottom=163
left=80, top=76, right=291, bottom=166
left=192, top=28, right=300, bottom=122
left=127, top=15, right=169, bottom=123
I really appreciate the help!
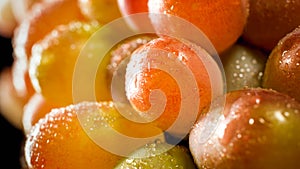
left=283, top=112, right=290, bottom=117
left=126, top=158, right=134, bottom=164
left=170, top=5, right=174, bottom=10
left=249, top=118, right=254, bottom=125
left=258, top=118, right=265, bottom=124
left=275, top=111, right=285, bottom=122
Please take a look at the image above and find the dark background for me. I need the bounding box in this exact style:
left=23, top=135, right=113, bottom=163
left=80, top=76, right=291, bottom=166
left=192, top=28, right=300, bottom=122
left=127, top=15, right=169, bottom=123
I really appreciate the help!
left=0, top=35, right=24, bottom=169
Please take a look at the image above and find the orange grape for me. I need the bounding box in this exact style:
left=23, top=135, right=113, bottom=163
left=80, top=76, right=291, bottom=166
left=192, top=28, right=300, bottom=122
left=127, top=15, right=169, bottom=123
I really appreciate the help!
left=262, top=26, right=300, bottom=101
left=125, top=36, right=212, bottom=133
left=13, top=0, right=86, bottom=61
left=29, top=21, right=107, bottom=105
left=242, top=0, right=300, bottom=51
left=24, top=102, right=122, bottom=169
left=24, top=101, right=164, bottom=168
left=148, top=0, right=249, bottom=53
left=190, top=88, right=300, bottom=168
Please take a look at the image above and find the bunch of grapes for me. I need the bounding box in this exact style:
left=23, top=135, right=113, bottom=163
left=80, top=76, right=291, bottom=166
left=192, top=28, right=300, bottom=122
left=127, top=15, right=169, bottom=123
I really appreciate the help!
left=0, top=0, right=300, bottom=168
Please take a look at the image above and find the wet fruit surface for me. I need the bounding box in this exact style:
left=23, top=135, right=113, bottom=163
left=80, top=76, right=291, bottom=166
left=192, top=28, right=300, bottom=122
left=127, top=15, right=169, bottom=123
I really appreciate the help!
left=148, top=0, right=249, bottom=53
left=189, top=88, right=300, bottom=169
left=24, top=102, right=123, bottom=169
left=11, top=0, right=87, bottom=109
left=106, top=34, right=157, bottom=88
left=22, top=93, right=57, bottom=135
left=29, top=21, right=103, bottom=105
left=13, top=0, right=86, bottom=61
left=221, top=43, right=267, bottom=92
left=242, top=0, right=300, bottom=51
left=24, top=101, right=166, bottom=168
left=125, top=36, right=212, bottom=133
left=1, top=0, right=300, bottom=168
left=115, top=142, right=196, bottom=169
left=262, top=26, right=300, bottom=102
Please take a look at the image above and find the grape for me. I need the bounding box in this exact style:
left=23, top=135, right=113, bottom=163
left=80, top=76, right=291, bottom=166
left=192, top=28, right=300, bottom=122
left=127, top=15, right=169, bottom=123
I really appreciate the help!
left=262, top=26, right=300, bottom=101
left=115, top=141, right=196, bottom=169
left=190, top=88, right=300, bottom=169
left=221, top=43, right=267, bottom=92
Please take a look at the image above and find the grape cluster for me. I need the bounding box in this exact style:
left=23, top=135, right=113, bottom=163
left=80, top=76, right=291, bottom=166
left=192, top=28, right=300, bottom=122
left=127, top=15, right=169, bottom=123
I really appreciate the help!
left=0, top=0, right=300, bottom=169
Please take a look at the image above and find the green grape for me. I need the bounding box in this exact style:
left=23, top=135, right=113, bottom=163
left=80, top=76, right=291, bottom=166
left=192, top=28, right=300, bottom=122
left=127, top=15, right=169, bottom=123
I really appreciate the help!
left=114, top=141, right=197, bottom=169
left=221, top=44, right=267, bottom=92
